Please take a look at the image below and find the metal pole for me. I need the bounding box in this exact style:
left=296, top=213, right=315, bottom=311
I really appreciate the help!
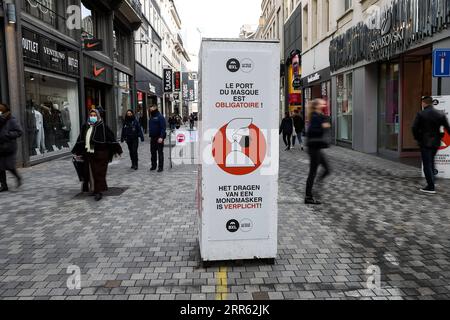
left=438, top=77, right=442, bottom=96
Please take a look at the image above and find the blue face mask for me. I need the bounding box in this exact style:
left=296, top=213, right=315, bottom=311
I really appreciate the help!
left=89, top=116, right=98, bottom=124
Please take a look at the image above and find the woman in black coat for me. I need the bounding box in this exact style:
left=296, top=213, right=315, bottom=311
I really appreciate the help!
left=121, top=109, right=144, bottom=170
left=72, top=109, right=122, bottom=201
left=0, top=103, right=23, bottom=192
left=305, top=99, right=331, bottom=205
left=279, top=112, right=294, bottom=151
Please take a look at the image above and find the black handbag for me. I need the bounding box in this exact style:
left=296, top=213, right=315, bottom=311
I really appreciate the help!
left=72, top=156, right=85, bottom=182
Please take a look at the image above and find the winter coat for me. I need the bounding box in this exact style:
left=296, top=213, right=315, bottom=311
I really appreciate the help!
left=0, top=115, right=23, bottom=171
left=279, top=117, right=294, bottom=135
left=121, top=117, right=144, bottom=143
left=292, top=114, right=305, bottom=133
left=306, top=112, right=330, bottom=149
left=412, top=105, right=450, bottom=149
left=149, top=111, right=167, bottom=139
left=72, top=121, right=123, bottom=162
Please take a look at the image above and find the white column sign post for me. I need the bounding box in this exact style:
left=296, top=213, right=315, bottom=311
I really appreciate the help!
left=198, top=39, right=280, bottom=262
left=432, top=96, right=450, bottom=178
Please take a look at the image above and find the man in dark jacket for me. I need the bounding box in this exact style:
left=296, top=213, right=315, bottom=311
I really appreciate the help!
left=279, top=112, right=294, bottom=151
left=292, top=110, right=305, bottom=151
left=0, top=103, right=23, bottom=192
left=412, top=96, right=450, bottom=194
left=121, top=110, right=144, bottom=170
left=149, top=106, right=166, bottom=172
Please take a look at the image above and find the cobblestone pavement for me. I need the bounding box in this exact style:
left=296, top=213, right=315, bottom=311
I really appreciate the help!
left=1, top=136, right=450, bottom=300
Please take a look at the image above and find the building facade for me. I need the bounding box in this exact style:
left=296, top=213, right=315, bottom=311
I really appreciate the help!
left=157, top=0, right=190, bottom=118
left=284, top=0, right=302, bottom=115
left=255, top=0, right=286, bottom=120
left=300, top=0, right=336, bottom=127
left=329, top=0, right=450, bottom=159
left=1, top=0, right=141, bottom=166
left=135, top=0, right=163, bottom=133
left=0, top=2, right=8, bottom=106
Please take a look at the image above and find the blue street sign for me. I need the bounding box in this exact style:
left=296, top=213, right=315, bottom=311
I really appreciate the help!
left=433, top=49, right=450, bottom=77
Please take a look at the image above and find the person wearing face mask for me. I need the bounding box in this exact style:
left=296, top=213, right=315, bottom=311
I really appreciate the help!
left=0, top=103, right=23, bottom=192
left=72, top=109, right=122, bottom=201
left=148, top=105, right=166, bottom=172
left=121, top=109, right=144, bottom=170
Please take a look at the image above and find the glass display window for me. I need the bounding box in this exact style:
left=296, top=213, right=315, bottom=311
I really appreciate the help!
left=337, top=73, right=353, bottom=142
left=24, top=69, right=80, bottom=159
left=114, top=70, right=131, bottom=137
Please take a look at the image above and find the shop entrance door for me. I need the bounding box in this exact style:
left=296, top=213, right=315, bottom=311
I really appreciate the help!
left=401, top=51, right=432, bottom=154
left=85, top=84, right=106, bottom=112
left=378, top=62, right=400, bottom=154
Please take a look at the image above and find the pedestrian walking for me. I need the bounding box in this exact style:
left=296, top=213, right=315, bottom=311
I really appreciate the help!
left=0, top=103, right=23, bottom=192
left=72, top=109, right=123, bottom=201
left=121, top=109, right=144, bottom=170
left=149, top=105, right=166, bottom=172
left=412, top=96, right=450, bottom=194
left=292, top=109, right=305, bottom=151
left=189, top=113, right=195, bottom=130
left=168, top=115, right=176, bottom=131
left=305, top=99, right=331, bottom=205
left=279, top=112, right=294, bottom=151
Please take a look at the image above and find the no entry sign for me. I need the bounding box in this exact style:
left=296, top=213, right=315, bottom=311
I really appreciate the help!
left=198, top=39, right=280, bottom=262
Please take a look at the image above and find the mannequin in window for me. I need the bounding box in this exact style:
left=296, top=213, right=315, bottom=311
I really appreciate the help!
left=41, top=103, right=53, bottom=151
left=26, top=100, right=37, bottom=154
left=61, top=101, right=72, bottom=143
left=52, top=104, right=64, bottom=148
left=33, top=104, right=45, bottom=154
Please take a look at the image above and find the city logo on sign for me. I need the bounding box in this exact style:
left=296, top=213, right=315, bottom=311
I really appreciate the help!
left=93, top=65, right=105, bottom=77
left=226, top=59, right=240, bottom=73
left=240, top=219, right=253, bottom=233
left=241, top=58, right=254, bottom=73
left=212, top=118, right=267, bottom=176
left=226, top=220, right=240, bottom=233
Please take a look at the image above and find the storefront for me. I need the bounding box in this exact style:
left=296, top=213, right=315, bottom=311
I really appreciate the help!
left=22, top=28, right=81, bottom=162
left=135, top=63, right=163, bottom=133
left=329, top=0, right=450, bottom=156
left=0, top=15, right=7, bottom=105
left=302, top=68, right=332, bottom=120
left=83, top=55, right=113, bottom=129
left=114, top=69, right=132, bottom=138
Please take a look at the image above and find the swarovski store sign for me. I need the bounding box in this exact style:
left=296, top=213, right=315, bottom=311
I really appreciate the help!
left=330, top=0, right=450, bottom=72
left=22, top=28, right=79, bottom=76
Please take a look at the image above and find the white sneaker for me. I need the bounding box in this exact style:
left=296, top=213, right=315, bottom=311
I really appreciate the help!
left=420, top=187, right=436, bottom=194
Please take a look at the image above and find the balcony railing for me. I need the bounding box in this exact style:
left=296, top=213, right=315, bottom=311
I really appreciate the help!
left=22, top=0, right=79, bottom=40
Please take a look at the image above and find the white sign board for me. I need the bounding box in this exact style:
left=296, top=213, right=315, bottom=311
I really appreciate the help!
left=198, top=39, right=280, bottom=262
left=433, top=96, right=450, bottom=178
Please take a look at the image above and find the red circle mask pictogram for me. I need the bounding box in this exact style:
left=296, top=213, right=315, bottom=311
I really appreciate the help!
left=212, top=119, right=267, bottom=175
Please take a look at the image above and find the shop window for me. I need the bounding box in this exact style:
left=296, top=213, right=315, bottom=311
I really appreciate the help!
left=337, top=73, right=353, bottom=142
left=114, top=25, right=131, bottom=66
left=81, top=3, right=96, bottom=37
left=23, top=0, right=78, bottom=39
left=114, top=70, right=132, bottom=138
left=24, top=70, right=80, bottom=159
left=379, top=63, right=400, bottom=152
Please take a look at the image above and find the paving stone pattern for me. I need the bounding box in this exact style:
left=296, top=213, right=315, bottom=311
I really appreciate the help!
left=1, top=137, right=450, bottom=300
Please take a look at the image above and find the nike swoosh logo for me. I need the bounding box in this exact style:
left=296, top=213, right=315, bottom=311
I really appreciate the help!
left=94, top=66, right=106, bottom=77
left=86, top=42, right=100, bottom=49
